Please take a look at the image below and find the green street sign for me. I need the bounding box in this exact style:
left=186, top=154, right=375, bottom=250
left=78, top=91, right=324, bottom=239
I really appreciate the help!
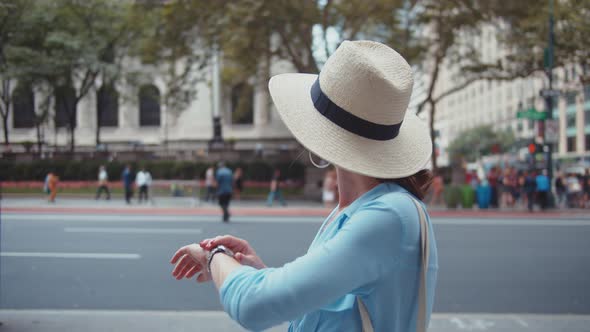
left=516, top=107, right=548, bottom=120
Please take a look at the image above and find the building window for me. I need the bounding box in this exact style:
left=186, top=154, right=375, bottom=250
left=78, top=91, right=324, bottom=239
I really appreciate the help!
left=572, top=67, right=577, bottom=81
left=586, top=134, right=590, bottom=151
left=567, top=136, right=576, bottom=152
left=55, top=85, right=76, bottom=128
left=584, top=84, right=590, bottom=101
left=97, top=84, right=118, bottom=127
left=139, top=84, right=160, bottom=127
left=12, top=82, right=35, bottom=128
left=230, top=82, right=254, bottom=125
left=566, top=92, right=577, bottom=106
left=585, top=110, right=590, bottom=126
left=566, top=112, right=576, bottom=128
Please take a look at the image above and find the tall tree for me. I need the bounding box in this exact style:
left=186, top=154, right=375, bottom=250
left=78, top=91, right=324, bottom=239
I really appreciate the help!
left=129, top=1, right=212, bottom=147
left=0, top=0, right=32, bottom=145
left=448, top=125, right=516, bottom=162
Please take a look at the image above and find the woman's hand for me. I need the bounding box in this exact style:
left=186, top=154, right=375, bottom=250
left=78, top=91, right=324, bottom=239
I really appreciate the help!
left=200, top=235, right=267, bottom=269
left=170, top=244, right=211, bottom=283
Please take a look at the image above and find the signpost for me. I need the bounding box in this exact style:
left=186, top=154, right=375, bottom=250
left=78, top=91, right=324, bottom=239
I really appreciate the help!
left=516, top=107, right=549, bottom=120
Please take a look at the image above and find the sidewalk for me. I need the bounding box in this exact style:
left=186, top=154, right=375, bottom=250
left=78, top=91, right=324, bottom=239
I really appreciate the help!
left=0, top=310, right=588, bottom=332
left=1, top=196, right=589, bottom=219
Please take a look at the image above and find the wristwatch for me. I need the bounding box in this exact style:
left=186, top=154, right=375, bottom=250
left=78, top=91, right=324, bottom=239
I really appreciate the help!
left=206, top=245, right=234, bottom=272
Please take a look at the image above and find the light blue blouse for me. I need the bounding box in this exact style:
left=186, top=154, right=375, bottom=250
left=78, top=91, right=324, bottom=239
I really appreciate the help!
left=220, top=182, right=438, bottom=331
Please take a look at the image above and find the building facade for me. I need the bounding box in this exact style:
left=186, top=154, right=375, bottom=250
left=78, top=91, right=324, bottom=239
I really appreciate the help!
left=3, top=55, right=298, bottom=159
left=431, top=24, right=590, bottom=168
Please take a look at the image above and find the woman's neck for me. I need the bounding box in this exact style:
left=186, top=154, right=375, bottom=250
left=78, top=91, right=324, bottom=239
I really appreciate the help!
left=336, top=167, right=380, bottom=210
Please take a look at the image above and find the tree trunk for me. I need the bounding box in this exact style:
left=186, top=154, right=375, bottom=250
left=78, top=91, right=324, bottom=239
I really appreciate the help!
left=1, top=114, right=8, bottom=145
left=428, top=99, right=438, bottom=172
left=95, top=121, right=100, bottom=146
left=69, top=126, right=75, bottom=153
left=35, top=122, right=43, bottom=157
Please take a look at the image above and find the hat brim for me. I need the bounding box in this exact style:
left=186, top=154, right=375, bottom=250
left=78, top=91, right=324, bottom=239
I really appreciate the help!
left=269, top=73, right=432, bottom=179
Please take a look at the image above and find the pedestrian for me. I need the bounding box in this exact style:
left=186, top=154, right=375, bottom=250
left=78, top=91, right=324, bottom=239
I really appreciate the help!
left=47, top=171, right=59, bottom=203
left=583, top=168, right=590, bottom=208
left=233, top=167, right=244, bottom=201
left=428, top=171, right=444, bottom=206
left=322, top=168, right=337, bottom=208
left=136, top=167, right=150, bottom=203
left=95, top=165, right=111, bottom=200
left=522, top=170, right=536, bottom=212
left=170, top=41, right=437, bottom=331
left=487, top=166, right=499, bottom=208
left=517, top=170, right=526, bottom=208
left=122, top=165, right=133, bottom=205
left=535, top=169, right=550, bottom=210
left=205, top=166, right=216, bottom=202
left=43, top=172, right=50, bottom=196
left=266, top=168, right=287, bottom=207
left=554, top=172, right=566, bottom=208
left=566, top=173, right=582, bottom=208
left=215, top=162, right=233, bottom=222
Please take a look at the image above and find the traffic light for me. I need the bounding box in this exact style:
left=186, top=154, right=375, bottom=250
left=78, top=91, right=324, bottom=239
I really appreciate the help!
left=528, top=143, right=536, bottom=154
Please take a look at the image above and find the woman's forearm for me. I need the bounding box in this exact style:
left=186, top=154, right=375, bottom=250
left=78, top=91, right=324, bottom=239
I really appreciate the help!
left=210, top=253, right=242, bottom=290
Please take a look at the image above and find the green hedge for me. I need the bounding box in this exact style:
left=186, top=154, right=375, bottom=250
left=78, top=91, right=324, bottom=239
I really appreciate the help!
left=0, top=159, right=305, bottom=182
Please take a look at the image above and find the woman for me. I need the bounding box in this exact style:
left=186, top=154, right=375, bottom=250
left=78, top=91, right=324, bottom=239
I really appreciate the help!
left=233, top=167, right=244, bottom=201
left=170, top=41, right=438, bottom=331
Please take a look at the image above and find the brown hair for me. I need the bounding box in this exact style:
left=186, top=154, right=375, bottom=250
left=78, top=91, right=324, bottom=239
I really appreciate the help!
left=378, top=169, right=433, bottom=201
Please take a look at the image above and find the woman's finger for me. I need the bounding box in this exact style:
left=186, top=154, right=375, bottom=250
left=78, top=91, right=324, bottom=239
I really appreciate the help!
left=207, top=235, right=246, bottom=251
left=176, top=262, right=194, bottom=280
left=170, top=247, right=187, bottom=264
left=185, top=265, right=201, bottom=279
left=172, top=254, right=191, bottom=277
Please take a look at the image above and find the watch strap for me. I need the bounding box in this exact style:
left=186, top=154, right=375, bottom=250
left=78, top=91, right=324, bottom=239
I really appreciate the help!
left=206, top=245, right=233, bottom=272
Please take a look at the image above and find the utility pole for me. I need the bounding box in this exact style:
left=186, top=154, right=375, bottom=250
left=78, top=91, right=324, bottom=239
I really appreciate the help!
left=542, top=0, right=556, bottom=202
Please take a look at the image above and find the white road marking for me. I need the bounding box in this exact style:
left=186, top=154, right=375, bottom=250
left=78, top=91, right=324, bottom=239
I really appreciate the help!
left=0, top=252, right=141, bottom=259
left=513, top=316, right=529, bottom=327
left=64, top=227, right=202, bottom=234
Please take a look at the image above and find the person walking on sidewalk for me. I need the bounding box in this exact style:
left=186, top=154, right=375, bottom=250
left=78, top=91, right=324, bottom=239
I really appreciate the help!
left=266, top=168, right=287, bottom=206
left=523, top=170, right=536, bottom=212
left=233, top=167, right=244, bottom=201
left=535, top=169, right=550, bottom=210
left=46, top=171, right=59, bottom=203
left=555, top=172, right=566, bottom=208
left=204, top=166, right=216, bottom=203
left=170, top=41, right=437, bottom=332
left=122, top=165, right=133, bottom=205
left=215, top=162, right=233, bottom=222
left=95, top=165, right=111, bottom=200
left=136, top=167, right=151, bottom=203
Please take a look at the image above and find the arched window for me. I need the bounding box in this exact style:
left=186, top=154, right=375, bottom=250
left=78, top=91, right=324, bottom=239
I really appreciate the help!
left=12, top=83, right=35, bottom=128
left=97, top=84, right=119, bottom=127
left=230, top=83, right=254, bottom=124
left=55, top=85, right=76, bottom=128
left=139, top=84, right=160, bottom=126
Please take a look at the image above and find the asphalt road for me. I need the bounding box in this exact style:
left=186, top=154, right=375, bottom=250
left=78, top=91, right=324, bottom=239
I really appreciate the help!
left=1, top=213, right=589, bottom=314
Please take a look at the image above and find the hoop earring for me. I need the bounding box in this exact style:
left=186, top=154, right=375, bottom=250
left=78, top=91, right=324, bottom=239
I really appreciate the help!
left=309, top=151, right=330, bottom=169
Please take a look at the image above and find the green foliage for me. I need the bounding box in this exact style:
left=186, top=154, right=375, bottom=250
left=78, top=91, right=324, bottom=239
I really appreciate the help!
left=0, top=159, right=306, bottom=183
left=490, top=0, right=590, bottom=83
left=448, top=125, right=516, bottom=162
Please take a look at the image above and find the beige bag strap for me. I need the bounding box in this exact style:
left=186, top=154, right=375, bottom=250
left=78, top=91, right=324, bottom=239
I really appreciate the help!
left=356, top=198, right=429, bottom=332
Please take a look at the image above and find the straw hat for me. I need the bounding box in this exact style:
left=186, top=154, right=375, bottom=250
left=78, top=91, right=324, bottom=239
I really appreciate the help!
left=269, top=40, right=432, bottom=179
